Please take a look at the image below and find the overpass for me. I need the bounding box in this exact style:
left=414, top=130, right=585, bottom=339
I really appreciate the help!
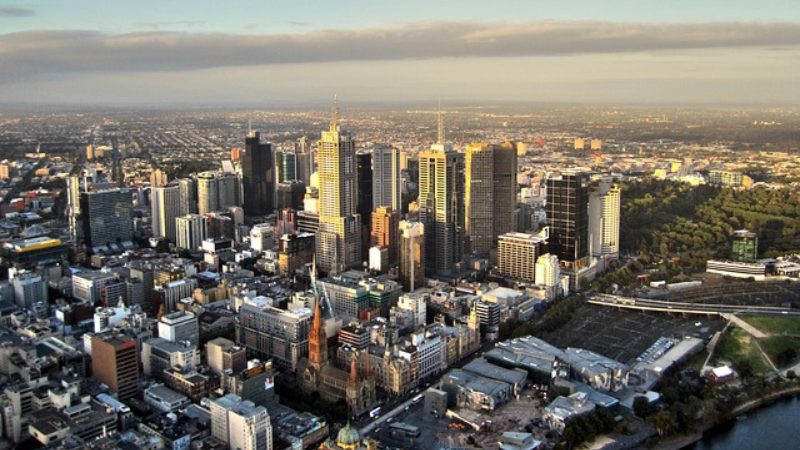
left=588, top=294, right=800, bottom=317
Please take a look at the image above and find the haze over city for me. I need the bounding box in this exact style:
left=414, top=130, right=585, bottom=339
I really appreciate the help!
left=1, top=0, right=799, bottom=106
left=1, top=2, right=800, bottom=450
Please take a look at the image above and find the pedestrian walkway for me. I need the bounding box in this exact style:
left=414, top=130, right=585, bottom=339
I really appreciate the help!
left=722, top=314, right=769, bottom=338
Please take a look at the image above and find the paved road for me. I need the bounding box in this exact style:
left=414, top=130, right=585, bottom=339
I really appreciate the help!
left=590, top=294, right=800, bottom=317
left=359, top=396, right=419, bottom=436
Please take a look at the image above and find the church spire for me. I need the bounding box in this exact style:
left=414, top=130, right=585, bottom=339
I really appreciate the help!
left=309, top=297, right=327, bottom=366
left=348, top=352, right=359, bottom=386
left=363, top=349, right=371, bottom=379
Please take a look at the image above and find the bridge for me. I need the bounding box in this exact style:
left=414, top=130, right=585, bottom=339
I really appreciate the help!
left=588, top=294, right=800, bottom=317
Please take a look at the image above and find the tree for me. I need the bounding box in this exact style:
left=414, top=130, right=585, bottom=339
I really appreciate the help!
left=633, top=396, right=654, bottom=418
left=649, top=410, right=678, bottom=437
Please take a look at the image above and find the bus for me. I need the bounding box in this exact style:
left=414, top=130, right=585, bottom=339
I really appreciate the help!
left=369, top=407, right=381, bottom=418
left=390, top=422, right=421, bottom=438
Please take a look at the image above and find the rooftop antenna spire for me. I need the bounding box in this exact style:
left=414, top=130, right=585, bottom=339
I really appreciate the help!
left=331, top=94, right=340, bottom=131
left=437, top=99, right=444, bottom=145
left=248, top=120, right=252, bottom=134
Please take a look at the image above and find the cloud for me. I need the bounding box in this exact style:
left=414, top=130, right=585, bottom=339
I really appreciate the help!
left=1, top=21, right=799, bottom=81
left=133, top=21, right=207, bottom=30
left=0, top=7, right=34, bottom=17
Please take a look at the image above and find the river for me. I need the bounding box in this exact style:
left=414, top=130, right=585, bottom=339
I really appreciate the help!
left=686, top=395, right=800, bottom=450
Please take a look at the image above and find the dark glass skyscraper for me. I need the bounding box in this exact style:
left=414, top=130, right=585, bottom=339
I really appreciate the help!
left=546, top=171, right=589, bottom=268
left=242, top=131, right=275, bottom=216
left=278, top=152, right=297, bottom=182
left=357, top=150, right=373, bottom=261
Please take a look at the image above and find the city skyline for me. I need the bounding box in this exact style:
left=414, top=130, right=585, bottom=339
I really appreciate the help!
left=1, top=1, right=799, bottom=105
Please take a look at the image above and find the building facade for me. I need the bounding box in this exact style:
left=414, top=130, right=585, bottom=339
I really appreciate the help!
left=372, top=145, right=402, bottom=212
left=398, top=221, right=425, bottom=292
left=175, top=214, right=208, bottom=250
left=588, top=181, right=621, bottom=260
left=370, top=206, right=399, bottom=267
left=242, top=131, right=275, bottom=216
left=546, top=172, right=589, bottom=269
left=418, top=124, right=464, bottom=277
left=497, top=232, right=547, bottom=282
left=151, top=184, right=182, bottom=242
left=91, top=334, right=140, bottom=401
left=316, top=101, right=362, bottom=274
left=79, top=188, right=134, bottom=251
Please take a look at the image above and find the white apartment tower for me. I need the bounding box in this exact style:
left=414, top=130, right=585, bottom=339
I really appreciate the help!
left=151, top=184, right=182, bottom=241
left=589, top=181, right=621, bottom=260
left=175, top=214, right=207, bottom=250
left=535, top=253, right=561, bottom=289
left=316, top=97, right=362, bottom=274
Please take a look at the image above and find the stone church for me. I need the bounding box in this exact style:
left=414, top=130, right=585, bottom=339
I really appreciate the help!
left=297, top=299, right=377, bottom=415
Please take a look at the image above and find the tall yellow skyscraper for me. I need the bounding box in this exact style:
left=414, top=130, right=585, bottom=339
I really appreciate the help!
left=418, top=110, right=464, bottom=276
left=316, top=97, right=362, bottom=274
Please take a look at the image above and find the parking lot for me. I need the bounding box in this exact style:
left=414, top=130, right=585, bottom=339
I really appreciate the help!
left=543, top=304, right=723, bottom=365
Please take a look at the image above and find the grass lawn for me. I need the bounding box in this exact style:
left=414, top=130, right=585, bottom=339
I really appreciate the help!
left=714, top=326, right=771, bottom=376
left=738, top=315, right=800, bottom=335
left=759, top=336, right=800, bottom=368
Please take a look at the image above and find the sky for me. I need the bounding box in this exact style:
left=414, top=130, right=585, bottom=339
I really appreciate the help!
left=1, top=0, right=799, bottom=106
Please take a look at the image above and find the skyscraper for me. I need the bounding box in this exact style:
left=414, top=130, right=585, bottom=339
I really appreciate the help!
left=546, top=171, right=589, bottom=268
left=356, top=150, right=373, bottom=262
left=217, top=171, right=241, bottom=211
left=151, top=184, right=182, bottom=242
left=316, top=97, right=362, bottom=274
left=276, top=180, right=306, bottom=211
left=370, top=206, right=399, bottom=266
left=177, top=178, right=197, bottom=215
left=417, top=111, right=464, bottom=277
left=492, top=141, right=517, bottom=242
left=242, top=131, right=275, bottom=216
left=464, top=142, right=517, bottom=257
left=399, top=221, right=425, bottom=292
left=294, top=136, right=315, bottom=186
left=372, top=145, right=402, bottom=212
left=588, top=181, right=621, bottom=260
left=175, top=214, right=208, bottom=250
left=464, top=143, right=494, bottom=256
left=79, top=187, right=134, bottom=251
left=277, top=151, right=297, bottom=182
left=197, top=172, right=219, bottom=215
left=198, top=171, right=241, bottom=215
